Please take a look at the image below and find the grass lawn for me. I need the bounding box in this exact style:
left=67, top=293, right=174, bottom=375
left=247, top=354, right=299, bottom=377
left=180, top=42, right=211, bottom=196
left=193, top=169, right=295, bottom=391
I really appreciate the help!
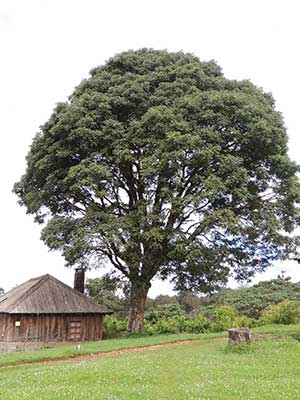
left=0, top=332, right=224, bottom=367
left=0, top=323, right=298, bottom=368
left=0, top=325, right=300, bottom=399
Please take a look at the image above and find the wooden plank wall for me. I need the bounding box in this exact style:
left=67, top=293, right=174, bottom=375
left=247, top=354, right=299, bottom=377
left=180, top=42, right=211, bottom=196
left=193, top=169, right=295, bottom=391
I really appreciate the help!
left=0, top=314, right=103, bottom=342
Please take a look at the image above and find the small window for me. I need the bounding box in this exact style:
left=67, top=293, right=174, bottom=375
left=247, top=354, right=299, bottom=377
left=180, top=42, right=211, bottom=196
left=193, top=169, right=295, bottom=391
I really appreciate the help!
left=15, top=321, right=21, bottom=327
left=68, top=321, right=82, bottom=340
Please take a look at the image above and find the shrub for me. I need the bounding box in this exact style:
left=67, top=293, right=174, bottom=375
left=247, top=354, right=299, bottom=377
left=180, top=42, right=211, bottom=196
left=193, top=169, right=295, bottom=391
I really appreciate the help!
left=184, top=314, right=212, bottom=333
left=175, top=316, right=189, bottom=333
left=144, top=321, right=156, bottom=335
left=233, top=315, right=258, bottom=329
left=145, top=303, right=184, bottom=323
left=260, top=300, right=300, bottom=325
left=145, top=313, right=212, bottom=335
left=214, top=305, right=237, bottom=330
left=103, top=316, right=128, bottom=338
left=153, top=318, right=180, bottom=334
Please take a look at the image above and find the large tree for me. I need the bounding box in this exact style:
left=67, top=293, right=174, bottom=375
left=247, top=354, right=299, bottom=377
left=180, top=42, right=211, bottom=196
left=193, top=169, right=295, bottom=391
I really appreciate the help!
left=14, top=49, right=300, bottom=333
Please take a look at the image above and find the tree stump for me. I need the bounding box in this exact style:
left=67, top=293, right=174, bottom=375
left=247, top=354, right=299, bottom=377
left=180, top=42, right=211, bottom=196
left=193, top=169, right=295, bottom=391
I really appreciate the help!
left=228, top=328, right=251, bottom=345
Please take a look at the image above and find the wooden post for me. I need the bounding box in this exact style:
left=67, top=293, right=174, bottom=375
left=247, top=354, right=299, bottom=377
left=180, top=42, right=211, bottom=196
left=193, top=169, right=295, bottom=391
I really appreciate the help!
left=228, top=328, right=251, bottom=345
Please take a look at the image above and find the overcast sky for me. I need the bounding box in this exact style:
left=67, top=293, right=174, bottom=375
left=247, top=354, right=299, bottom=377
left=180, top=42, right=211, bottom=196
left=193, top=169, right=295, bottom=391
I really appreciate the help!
left=0, top=0, right=299, bottom=295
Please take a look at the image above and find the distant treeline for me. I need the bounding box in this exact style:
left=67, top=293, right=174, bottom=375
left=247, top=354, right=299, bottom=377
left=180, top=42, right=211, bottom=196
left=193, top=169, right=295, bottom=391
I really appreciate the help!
left=86, top=276, right=300, bottom=338
left=199, top=278, right=300, bottom=319
left=87, top=275, right=300, bottom=320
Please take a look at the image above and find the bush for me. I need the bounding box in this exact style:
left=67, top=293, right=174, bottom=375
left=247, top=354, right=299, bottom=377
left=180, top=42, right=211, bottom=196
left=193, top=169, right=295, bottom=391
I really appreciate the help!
left=184, top=314, right=212, bottom=333
left=144, top=313, right=212, bottom=335
left=103, top=316, right=128, bottom=338
left=153, top=318, right=180, bottom=334
left=214, top=305, right=237, bottom=330
left=145, top=304, right=184, bottom=323
left=144, top=321, right=156, bottom=335
left=103, top=299, right=300, bottom=340
left=233, top=315, right=258, bottom=329
left=260, top=300, right=300, bottom=325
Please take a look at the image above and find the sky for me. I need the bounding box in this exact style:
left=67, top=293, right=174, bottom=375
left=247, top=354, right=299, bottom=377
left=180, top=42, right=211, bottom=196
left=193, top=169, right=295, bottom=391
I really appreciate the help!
left=0, top=0, right=300, bottom=295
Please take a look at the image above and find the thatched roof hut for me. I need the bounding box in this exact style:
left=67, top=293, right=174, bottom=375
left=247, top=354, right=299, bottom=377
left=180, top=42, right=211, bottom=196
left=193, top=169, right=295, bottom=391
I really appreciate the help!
left=0, top=274, right=112, bottom=344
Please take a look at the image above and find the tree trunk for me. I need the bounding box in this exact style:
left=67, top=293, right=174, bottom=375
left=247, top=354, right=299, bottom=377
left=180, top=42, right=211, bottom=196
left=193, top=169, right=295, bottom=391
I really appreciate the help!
left=127, top=283, right=149, bottom=334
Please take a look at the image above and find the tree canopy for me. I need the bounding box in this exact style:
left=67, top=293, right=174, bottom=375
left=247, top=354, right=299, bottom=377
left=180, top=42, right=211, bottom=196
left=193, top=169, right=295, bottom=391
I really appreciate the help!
left=14, top=49, right=300, bottom=332
left=201, top=277, right=300, bottom=319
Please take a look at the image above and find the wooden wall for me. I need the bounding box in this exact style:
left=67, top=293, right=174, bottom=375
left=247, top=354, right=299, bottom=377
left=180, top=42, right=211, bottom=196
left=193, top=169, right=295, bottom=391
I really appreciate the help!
left=0, top=313, right=104, bottom=342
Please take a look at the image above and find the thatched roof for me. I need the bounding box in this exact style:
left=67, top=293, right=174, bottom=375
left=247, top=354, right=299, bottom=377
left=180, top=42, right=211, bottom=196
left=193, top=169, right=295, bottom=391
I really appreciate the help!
left=0, top=274, right=112, bottom=315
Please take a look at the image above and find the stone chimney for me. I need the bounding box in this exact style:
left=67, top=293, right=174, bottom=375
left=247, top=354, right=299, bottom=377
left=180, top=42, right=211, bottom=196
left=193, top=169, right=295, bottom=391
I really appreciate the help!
left=74, top=269, right=85, bottom=294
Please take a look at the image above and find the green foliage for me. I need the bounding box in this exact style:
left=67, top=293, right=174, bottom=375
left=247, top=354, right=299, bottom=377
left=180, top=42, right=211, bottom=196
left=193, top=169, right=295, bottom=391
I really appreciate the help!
left=150, top=319, right=180, bottom=334
left=86, top=273, right=129, bottom=317
left=144, top=313, right=212, bottom=335
left=234, top=315, right=259, bottom=328
left=102, top=316, right=128, bottom=338
left=14, top=49, right=300, bottom=332
left=214, top=305, right=237, bottom=330
left=183, top=314, right=212, bottom=333
left=102, top=279, right=300, bottom=338
left=147, top=305, right=257, bottom=336
left=146, top=294, right=178, bottom=309
left=203, top=278, right=300, bottom=319
left=145, top=303, right=184, bottom=323
left=176, top=291, right=203, bottom=314
left=260, top=300, right=300, bottom=325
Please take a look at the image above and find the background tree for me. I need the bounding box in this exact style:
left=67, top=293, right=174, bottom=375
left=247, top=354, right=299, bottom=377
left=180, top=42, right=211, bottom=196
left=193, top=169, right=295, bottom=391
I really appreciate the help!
left=202, top=277, right=300, bottom=319
left=14, top=49, right=300, bottom=333
left=177, top=291, right=203, bottom=314
left=86, top=273, right=129, bottom=318
left=151, top=294, right=178, bottom=308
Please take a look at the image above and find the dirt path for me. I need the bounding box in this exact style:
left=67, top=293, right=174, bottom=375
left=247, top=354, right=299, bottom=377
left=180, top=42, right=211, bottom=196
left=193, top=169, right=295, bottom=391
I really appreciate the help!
left=3, top=337, right=226, bottom=369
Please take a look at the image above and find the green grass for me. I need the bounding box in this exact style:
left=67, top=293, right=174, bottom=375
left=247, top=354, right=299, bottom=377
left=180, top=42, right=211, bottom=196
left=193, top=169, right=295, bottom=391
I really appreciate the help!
left=0, top=324, right=299, bottom=368
left=252, top=323, right=300, bottom=334
left=1, top=332, right=300, bottom=399
left=0, top=331, right=224, bottom=367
